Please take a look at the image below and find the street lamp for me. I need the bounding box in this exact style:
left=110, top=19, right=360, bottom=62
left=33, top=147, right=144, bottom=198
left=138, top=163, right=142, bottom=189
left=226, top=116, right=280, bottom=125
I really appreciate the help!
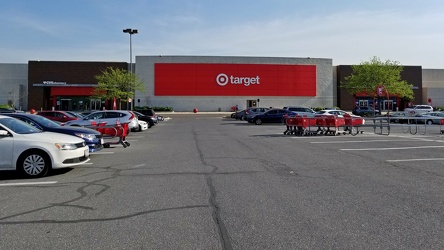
left=123, top=28, right=138, bottom=110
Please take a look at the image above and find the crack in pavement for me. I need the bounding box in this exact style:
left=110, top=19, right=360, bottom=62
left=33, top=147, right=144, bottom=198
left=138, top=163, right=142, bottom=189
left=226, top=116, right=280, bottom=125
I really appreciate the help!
left=193, top=128, right=233, bottom=250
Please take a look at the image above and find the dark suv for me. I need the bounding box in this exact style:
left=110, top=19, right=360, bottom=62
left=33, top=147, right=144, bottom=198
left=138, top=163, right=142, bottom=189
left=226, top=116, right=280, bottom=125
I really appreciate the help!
left=352, top=106, right=380, bottom=116
left=283, top=106, right=316, bottom=117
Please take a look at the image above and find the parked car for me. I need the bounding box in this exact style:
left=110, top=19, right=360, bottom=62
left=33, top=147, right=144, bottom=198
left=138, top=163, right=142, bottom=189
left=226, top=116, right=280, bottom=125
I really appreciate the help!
left=384, top=112, right=410, bottom=123
left=0, top=115, right=90, bottom=177
left=36, top=110, right=80, bottom=123
left=283, top=106, right=316, bottom=117
left=315, top=109, right=365, bottom=127
left=0, top=107, right=17, bottom=113
left=138, top=120, right=149, bottom=131
left=243, top=107, right=271, bottom=121
left=64, top=111, right=85, bottom=119
left=316, top=109, right=353, bottom=117
left=79, top=111, right=93, bottom=117
left=133, top=111, right=156, bottom=129
left=64, top=110, right=139, bottom=131
left=136, top=109, right=158, bottom=123
left=3, top=113, right=103, bottom=152
left=413, top=112, right=444, bottom=125
left=231, top=109, right=247, bottom=120
left=352, top=106, right=380, bottom=116
left=247, top=109, right=297, bottom=125
left=404, top=105, right=433, bottom=116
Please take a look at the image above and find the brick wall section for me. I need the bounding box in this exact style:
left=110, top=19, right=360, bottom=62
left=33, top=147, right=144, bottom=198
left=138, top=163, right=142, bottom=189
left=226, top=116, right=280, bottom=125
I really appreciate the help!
left=336, top=65, right=422, bottom=111
left=28, top=61, right=127, bottom=110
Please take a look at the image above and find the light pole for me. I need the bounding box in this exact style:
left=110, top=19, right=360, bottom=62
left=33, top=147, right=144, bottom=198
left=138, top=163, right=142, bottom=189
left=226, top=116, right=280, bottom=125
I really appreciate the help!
left=123, top=28, right=138, bottom=110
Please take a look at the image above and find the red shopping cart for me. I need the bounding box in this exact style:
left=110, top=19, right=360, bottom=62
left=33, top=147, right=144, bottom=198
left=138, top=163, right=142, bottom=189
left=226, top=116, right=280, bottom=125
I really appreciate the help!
left=343, top=113, right=365, bottom=135
left=88, top=121, right=130, bottom=148
left=284, top=115, right=317, bottom=136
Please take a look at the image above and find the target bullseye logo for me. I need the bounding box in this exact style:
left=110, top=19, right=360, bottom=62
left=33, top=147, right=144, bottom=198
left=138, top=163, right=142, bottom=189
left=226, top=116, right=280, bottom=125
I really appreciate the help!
left=216, top=73, right=229, bottom=86
left=216, top=73, right=260, bottom=87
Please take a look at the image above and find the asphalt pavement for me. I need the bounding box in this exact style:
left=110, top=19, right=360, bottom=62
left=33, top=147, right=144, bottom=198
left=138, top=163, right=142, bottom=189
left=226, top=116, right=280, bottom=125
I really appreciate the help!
left=1, top=114, right=444, bottom=249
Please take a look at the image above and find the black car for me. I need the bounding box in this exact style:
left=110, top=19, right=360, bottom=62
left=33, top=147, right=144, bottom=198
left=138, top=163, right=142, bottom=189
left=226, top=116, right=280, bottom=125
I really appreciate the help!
left=133, top=111, right=156, bottom=128
left=0, top=107, right=17, bottom=113
left=247, top=108, right=297, bottom=125
left=3, top=113, right=103, bottom=152
left=352, top=106, right=380, bottom=116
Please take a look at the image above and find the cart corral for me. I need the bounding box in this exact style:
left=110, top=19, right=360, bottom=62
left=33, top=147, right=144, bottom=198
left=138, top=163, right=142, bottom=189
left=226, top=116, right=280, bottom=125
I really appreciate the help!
left=283, top=113, right=365, bottom=136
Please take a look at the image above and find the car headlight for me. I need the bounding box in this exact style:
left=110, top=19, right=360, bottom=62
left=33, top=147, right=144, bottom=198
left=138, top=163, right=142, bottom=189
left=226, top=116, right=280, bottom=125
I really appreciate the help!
left=74, top=133, right=96, bottom=140
left=55, top=143, right=78, bottom=150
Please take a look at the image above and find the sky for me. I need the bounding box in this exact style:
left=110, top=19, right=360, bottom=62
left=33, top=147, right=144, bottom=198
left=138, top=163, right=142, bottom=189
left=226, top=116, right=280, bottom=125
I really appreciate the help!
left=1, top=0, right=443, bottom=68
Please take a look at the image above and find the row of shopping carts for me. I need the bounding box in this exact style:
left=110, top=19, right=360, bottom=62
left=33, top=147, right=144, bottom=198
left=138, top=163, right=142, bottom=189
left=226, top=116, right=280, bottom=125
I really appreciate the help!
left=86, top=121, right=130, bottom=148
left=283, top=114, right=365, bottom=136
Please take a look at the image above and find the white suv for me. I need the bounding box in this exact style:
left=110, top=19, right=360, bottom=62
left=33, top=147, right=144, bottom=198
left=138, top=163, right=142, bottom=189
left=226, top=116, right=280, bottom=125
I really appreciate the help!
left=64, top=110, right=139, bottom=130
left=404, top=105, right=433, bottom=116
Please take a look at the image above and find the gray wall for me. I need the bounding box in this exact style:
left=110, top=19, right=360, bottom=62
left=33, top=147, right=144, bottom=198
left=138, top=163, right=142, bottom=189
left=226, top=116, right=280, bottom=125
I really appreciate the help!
left=135, top=56, right=335, bottom=112
left=0, top=63, right=28, bottom=110
left=422, top=69, right=444, bottom=108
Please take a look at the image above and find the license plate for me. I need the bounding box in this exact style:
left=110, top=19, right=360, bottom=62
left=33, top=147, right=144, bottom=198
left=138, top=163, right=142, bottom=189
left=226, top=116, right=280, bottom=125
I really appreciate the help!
left=84, top=148, right=90, bottom=157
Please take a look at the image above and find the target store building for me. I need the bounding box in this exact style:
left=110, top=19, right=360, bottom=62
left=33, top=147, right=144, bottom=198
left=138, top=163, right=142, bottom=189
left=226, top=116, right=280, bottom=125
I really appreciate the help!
left=135, top=56, right=334, bottom=112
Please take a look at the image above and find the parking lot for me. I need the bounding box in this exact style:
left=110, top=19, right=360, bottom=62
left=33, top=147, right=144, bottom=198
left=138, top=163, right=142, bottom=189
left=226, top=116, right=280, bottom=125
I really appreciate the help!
left=1, top=113, right=444, bottom=249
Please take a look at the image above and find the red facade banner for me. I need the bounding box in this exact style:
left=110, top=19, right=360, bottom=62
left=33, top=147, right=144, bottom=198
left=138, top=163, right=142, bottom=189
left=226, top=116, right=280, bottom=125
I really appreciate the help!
left=50, top=86, right=94, bottom=96
left=154, top=63, right=316, bottom=96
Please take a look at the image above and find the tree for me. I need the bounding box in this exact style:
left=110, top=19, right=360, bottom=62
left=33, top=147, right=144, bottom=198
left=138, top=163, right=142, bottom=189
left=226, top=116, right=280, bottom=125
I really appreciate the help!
left=92, top=67, right=145, bottom=109
left=341, top=56, right=414, bottom=102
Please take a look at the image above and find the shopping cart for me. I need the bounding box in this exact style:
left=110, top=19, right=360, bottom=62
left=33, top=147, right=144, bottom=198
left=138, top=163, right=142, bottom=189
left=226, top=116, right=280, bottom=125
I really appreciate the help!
left=284, top=115, right=317, bottom=136
left=88, top=121, right=130, bottom=148
left=322, top=115, right=346, bottom=136
left=343, top=113, right=365, bottom=135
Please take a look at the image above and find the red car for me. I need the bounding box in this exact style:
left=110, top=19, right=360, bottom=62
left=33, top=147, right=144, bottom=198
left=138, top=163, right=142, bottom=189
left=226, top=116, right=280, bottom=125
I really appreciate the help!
left=36, top=110, right=80, bottom=123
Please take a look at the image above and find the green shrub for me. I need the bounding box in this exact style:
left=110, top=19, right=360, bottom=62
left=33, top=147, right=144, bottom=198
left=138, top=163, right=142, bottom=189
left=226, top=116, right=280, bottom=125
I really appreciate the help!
left=0, top=104, right=12, bottom=109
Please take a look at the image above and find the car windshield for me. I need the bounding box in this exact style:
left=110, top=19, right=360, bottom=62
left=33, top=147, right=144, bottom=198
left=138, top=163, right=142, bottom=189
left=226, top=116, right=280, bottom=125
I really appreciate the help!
left=0, top=117, right=42, bottom=134
left=28, top=115, right=61, bottom=128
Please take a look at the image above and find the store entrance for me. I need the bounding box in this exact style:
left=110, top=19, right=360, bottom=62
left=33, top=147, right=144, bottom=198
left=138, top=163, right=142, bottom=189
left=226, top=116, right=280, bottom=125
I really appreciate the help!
left=90, top=99, right=102, bottom=111
left=246, top=99, right=257, bottom=108
left=382, top=100, right=393, bottom=111
left=60, top=99, right=71, bottom=110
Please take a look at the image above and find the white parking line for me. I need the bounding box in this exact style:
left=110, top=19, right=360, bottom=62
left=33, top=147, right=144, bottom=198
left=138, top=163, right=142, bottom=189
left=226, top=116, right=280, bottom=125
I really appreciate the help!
left=311, top=139, right=417, bottom=144
left=341, top=145, right=444, bottom=151
left=388, top=158, right=444, bottom=162
left=0, top=181, right=57, bottom=187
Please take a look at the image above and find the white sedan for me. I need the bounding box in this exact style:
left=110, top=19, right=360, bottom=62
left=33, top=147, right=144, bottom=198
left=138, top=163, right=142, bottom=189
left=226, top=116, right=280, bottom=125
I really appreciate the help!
left=0, top=115, right=90, bottom=178
left=138, top=120, right=149, bottom=131
left=316, top=109, right=365, bottom=126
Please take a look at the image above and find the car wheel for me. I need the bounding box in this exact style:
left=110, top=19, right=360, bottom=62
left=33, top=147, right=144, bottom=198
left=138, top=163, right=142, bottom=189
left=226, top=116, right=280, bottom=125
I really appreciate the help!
left=17, top=150, right=50, bottom=178
left=427, top=120, right=433, bottom=125
left=255, top=119, right=262, bottom=125
left=230, top=113, right=235, bottom=118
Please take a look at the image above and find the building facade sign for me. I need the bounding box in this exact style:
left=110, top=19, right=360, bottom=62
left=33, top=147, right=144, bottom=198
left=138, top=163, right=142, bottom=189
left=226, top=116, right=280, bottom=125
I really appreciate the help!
left=154, top=63, right=316, bottom=96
